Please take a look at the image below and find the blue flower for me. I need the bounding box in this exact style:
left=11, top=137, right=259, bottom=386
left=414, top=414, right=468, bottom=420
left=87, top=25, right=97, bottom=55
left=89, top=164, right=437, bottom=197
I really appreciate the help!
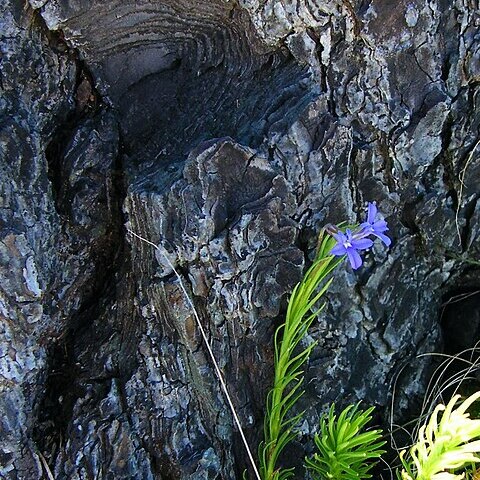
left=359, top=202, right=391, bottom=246
left=330, top=229, right=373, bottom=270
left=327, top=202, right=391, bottom=270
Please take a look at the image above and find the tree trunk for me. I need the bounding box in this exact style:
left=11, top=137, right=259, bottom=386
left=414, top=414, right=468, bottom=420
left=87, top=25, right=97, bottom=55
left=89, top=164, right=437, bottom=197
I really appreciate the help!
left=1, top=0, right=479, bottom=478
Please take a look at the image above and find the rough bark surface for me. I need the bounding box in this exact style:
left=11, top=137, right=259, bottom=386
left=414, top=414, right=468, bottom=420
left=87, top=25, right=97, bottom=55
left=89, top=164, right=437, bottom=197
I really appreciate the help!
left=1, top=0, right=479, bottom=478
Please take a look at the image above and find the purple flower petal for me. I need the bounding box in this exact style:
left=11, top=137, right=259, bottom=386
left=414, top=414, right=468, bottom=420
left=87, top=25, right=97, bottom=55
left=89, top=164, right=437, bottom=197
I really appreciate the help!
left=351, top=237, right=374, bottom=250
left=354, top=225, right=372, bottom=239
left=375, top=232, right=392, bottom=246
left=361, top=202, right=392, bottom=247
left=372, top=220, right=388, bottom=232
left=333, top=231, right=348, bottom=243
left=331, top=243, right=348, bottom=256
left=346, top=248, right=363, bottom=270
left=367, top=202, right=377, bottom=224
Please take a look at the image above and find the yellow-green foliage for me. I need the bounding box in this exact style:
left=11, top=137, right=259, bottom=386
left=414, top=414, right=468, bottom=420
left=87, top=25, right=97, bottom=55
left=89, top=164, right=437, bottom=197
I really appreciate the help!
left=399, top=392, right=480, bottom=480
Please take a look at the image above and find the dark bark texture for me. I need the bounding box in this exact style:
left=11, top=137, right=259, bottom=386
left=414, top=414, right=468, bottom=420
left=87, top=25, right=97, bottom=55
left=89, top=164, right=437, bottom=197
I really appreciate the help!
left=1, top=0, right=479, bottom=478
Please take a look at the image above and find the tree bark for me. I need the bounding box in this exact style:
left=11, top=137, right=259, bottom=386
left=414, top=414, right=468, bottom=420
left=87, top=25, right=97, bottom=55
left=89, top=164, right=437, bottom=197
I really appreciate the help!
left=1, top=0, right=479, bottom=478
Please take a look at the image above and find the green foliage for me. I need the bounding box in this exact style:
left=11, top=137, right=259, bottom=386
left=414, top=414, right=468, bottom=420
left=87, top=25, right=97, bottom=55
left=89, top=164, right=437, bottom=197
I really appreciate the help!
left=398, top=392, right=480, bottom=480
left=445, top=251, right=480, bottom=267
left=305, top=403, right=386, bottom=480
left=258, top=230, right=343, bottom=480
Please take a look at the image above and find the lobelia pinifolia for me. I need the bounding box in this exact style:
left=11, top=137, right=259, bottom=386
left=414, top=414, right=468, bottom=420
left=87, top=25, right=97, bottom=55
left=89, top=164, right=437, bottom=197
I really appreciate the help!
left=258, top=202, right=480, bottom=480
left=258, top=202, right=390, bottom=480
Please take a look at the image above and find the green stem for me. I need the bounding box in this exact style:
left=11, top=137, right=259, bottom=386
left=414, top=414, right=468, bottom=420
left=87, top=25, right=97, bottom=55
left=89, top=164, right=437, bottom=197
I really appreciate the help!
left=259, top=230, right=344, bottom=480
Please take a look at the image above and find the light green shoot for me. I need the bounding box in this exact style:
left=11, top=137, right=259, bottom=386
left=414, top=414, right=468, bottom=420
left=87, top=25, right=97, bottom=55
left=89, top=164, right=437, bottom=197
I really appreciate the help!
left=305, top=403, right=386, bottom=480
left=398, top=391, right=480, bottom=480
left=258, top=229, right=343, bottom=480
